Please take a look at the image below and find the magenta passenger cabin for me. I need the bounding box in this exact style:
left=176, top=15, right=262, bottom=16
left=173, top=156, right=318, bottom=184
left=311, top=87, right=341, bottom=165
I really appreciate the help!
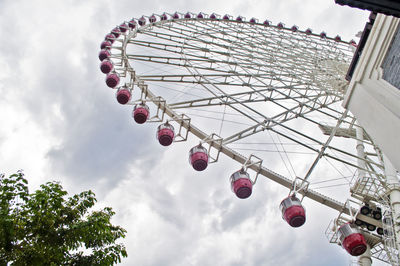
left=111, top=27, right=121, bottom=38
left=184, top=12, right=191, bottom=19
left=189, top=145, right=208, bottom=171
left=100, top=41, right=111, bottom=50
left=172, top=12, right=179, bottom=19
left=105, top=73, right=120, bottom=88
left=105, top=33, right=116, bottom=43
left=149, top=15, right=157, bottom=23
left=305, top=28, right=312, bottom=35
left=119, top=23, right=129, bottom=33
left=230, top=170, right=253, bottom=199
left=334, top=35, right=342, bottom=42
left=279, top=195, right=306, bottom=227
left=98, top=49, right=111, bottom=61
left=249, top=18, right=257, bottom=24
left=236, top=16, right=243, bottom=22
left=138, top=16, right=146, bottom=26
left=338, top=223, right=367, bottom=256
left=133, top=103, right=150, bottom=124
left=277, top=22, right=284, bottom=29
left=116, top=88, right=131, bottom=104
left=291, top=25, right=298, bottom=32
left=157, top=123, right=175, bottom=146
left=223, top=14, right=230, bottom=20
left=263, top=20, right=270, bottom=26
left=128, top=19, right=137, bottom=29
left=320, top=32, right=327, bottom=38
left=161, top=13, right=168, bottom=20
left=197, top=13, right=204, bottom=19
left=100, top=60, right=113, bottom=74
left=210, top=13, right=217, bottom=19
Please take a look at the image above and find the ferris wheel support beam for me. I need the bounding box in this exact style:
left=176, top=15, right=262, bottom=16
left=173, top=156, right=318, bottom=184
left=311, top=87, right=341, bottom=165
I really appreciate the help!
left=383, top=154, right=400, bottom=257
left=302, top=110, right=348, bottom=181
left=358, top=244, right=372, bottom=266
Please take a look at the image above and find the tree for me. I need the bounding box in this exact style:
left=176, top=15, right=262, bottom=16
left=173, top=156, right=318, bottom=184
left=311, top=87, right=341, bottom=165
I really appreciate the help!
left=0, top=171, right=127, bottom=265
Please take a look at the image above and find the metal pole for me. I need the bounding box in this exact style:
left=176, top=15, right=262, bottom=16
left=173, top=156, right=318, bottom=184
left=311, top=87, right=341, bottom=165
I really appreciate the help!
left=383, top=154, right=400, bottom=257
left=358, top=244, right=372, bottom=266
left=355, top=126, right=366, bottom=190
left=354, top=127, right=372, bottom=266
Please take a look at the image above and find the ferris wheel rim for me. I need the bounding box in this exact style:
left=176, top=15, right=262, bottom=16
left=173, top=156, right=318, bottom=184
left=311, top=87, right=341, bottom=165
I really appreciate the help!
left=98, top=11, right=398, bottom=264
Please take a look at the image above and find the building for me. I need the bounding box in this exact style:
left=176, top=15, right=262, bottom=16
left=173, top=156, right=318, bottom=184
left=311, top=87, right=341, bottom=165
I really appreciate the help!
left=342, top=12, right=400, bottom=171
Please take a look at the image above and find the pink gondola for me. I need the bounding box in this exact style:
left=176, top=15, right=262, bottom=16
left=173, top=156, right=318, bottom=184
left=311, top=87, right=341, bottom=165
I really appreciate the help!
left=98, top=49, right=110, bottom=61
left=249, top=18, right=257, bottom=24
left=138, top=16, right=146, bottom=26
left=100, top=60, right=113, bottom=74
left=132, top=103, right=150, bottom=124
left=111, top=27, right=121, bottom=38
left=128, top=19, right=137, bottom=29
left=105, top=33, right=116, bottom=44
left=279, top=195, right=306, bottom=227
left=189, top=144, right=208, bottom=171
left=263, top=20, right=270, bottom=26
left=119, top=23, right=129, bottom=33
left=161, top=13, right=168, bottom=21
left=149, top=15, right=157, bottom=23
left=100, top=41, right=112, bottom=50
left=172, top=12, right=179, bottom=19
left=116, top=88, right=131, bottom=104
left=105, top=73, right=120, bottom=88
left=230, top=170, right=253, bottom=199
left=338, top=223, right=367, bottom=256
left=156, top=123, right=175, bottom=146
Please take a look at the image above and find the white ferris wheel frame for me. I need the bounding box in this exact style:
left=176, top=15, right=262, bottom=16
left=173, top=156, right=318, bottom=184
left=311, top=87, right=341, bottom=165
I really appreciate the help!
left=101, top=11, right=399, bottom=264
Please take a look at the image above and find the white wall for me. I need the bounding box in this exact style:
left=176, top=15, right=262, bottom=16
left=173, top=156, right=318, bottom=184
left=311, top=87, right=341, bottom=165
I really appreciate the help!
left=343, top=14, right=400, bottom=172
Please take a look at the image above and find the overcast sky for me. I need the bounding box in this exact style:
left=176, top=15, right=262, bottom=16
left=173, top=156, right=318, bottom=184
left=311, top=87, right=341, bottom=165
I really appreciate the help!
left=0, top=0, right=388, bottom=265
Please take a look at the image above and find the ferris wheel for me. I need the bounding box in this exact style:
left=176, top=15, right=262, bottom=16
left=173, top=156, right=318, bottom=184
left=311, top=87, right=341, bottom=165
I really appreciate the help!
left=98, top=12, right=399, bottom=265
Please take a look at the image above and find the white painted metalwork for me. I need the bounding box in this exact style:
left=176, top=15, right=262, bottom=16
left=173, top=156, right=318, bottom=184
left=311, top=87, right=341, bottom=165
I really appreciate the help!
left=101, top=12, right=400, bottom=265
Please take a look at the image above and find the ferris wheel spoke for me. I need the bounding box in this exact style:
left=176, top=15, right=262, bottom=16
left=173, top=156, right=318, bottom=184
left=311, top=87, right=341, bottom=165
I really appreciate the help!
left=213, top=94, right=341, bottom=146
left=168, top=87, right=306, bottom=109
left=271, top=122, right=383, bottom=174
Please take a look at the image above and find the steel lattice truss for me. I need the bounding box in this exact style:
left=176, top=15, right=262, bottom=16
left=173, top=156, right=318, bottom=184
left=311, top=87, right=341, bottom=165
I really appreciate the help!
left=101, top=12, right=395, bottom=264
